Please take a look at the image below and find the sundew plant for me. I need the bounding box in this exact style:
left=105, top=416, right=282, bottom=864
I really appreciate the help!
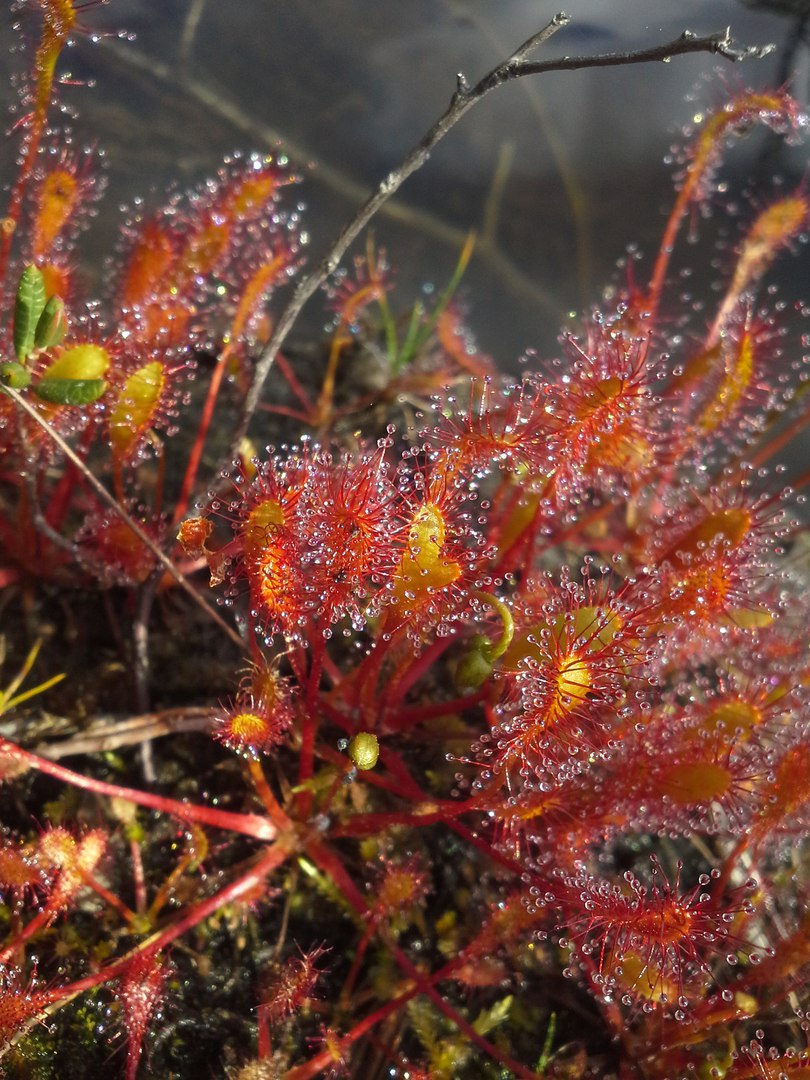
left=2, top=3, right=810, bottom=1078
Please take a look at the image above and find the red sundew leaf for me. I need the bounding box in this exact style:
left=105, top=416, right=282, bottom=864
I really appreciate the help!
left=489, top=567, right=660, bottom=780
left=542, top=320, right=665, bottom=501
left=381, top=448, right=494, bottom=633
left=0, top=966, right=54, bottom=1049
left=435, top=302, right=495, bottom=378
left=432, top=374, right=558, bottom=476
left=298, top=448, right=397, bottom=630
left=105, top=346, right=194, bottom=465
left=28, top=143, right=103, bottom=262
left=221, top=160, right=297, bottom=220
left=32, top=166, right=78, bottom=256
left=741, top=906, right=810, bottom=993
left=677, top=90, right=804, bottom=216
left=718, top=193, right=810, bottom=326
left=37, top=826, right=107, bottom=914
left=75, top=506, right=162, bottom=587
left=115, top=156, right=299, bottom=353
left=727, top=1042, right=810, bottom=1079
left=0, top=835, right=47, bottom=902
left=610, top=723, right=771, bottom=836
left=479, top=777, right=601, bottom=865
left=208, top=453, right=311, bottom=640
left=549, top=858, right=762, bottom=1014
left=592, top=659, right=802, bottom=839
left=326, top=244, right=391, bottom=330
left=116, top=952, right=169, bottom=1080
left=639, top=479, right=789, bottom=648
left=227, top=250, right=295, bottom=345
left=214, top=677, right=295, bottom=759
left=752, top=741, right=810, bottom=843
left=248, top=535, right=302, bottom=639
left=672, top=305, right=798, bottom=452
left=107, top=359, right=166, bottom=462
left=371, top=855, right=431, bottom=917
left=120, top=219, right=178, bottom=311
left=260, top=945, right=328, bottom=1024
left=645, top=88, right=806, bottom=314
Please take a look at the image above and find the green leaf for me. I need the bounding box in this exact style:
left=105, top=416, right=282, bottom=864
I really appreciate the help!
left=472, top=994, right=513, bottom=1037
left=0, top=360, right=32, bottom=390
left=391, top=231, right=476, bottom=373
left=13, top=265, right=47, bottom=362
left=34, top=377, right=108, bottom=405
left=537, top=1011, right=557, bottom=1071
left=34, top=294, right=67, bottom=349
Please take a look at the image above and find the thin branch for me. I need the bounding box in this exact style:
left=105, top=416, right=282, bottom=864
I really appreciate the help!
left=132, top=575, right=160, bottom=782
left=234, top=18, right=773, bottom=451
left=32, top=707, right=216, bottom=759
left=95, top=36, right=561, bottom=316
left=21, top=467, right=75, bottom=556
left=1, top=387, right=245, bottom=650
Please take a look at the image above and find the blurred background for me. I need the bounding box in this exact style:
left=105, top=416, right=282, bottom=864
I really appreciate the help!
left=8, top=0, right=810, bottom=361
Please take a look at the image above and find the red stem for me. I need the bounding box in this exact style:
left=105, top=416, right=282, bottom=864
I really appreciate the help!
left=298, top=636, right=327, bottom=817
left=0, top=737, right=277, bottom=842
left=82, top=872, right=137, bottom=924
left=383, top=635, right=454, bottom=711
left=284, top=993, right=414, bottom=1080
left=385, top=689, right=486, bottom=732
left=44, top=426, right=96, bottom=530
left=246, top=757, right=292, bottom=832
left=332, top=804, right=471, bottom=838
left=257, top=1003, right=273, bottom=1060
left=748, top=396, right=810, bottom=470
left=274, top=350, right=315, bottom=415
left=173, top=345, right=233, bottom=526
left=130, top=838, right=147, bottom=916
left=643, top=157, right=699, bottom=315
left=52, top=843, right=290, bottom=1000
left=338, top=921, right=375, bottom=1007
left=306, top=841, right=537, bottom=1079
left=0, top=905, right=51, bottom=964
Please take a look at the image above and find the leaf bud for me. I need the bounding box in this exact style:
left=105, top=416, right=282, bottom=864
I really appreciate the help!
left=454, top=633, right=493, bottom=691
left=347, top=732, right=379, bottom=771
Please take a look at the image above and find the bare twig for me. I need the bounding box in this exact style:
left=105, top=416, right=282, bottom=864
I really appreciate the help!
left=95, top=36, right=561, bottom=316
left=234, top=18, right=773, bottom=451
left=33, top=707, right=216, bottom=759
left=1, top=386, right=245, bottom=650
left=21, top=467, right=75, bottom=556
left=132, top=575, right=159, bottom=782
